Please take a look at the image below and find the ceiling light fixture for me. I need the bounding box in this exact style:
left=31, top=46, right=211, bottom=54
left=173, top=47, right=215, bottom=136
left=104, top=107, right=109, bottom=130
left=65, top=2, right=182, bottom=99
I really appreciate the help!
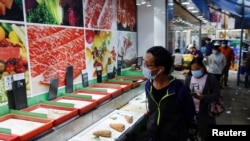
left=187, top=6, right=194, bottom=10
left=136, top=0, right=141, bottom=5
left=141, top=0, right=146, bottom=4
left=181, top=0, right=190, bottom=5
left=146, top=0, right=152, bottom=7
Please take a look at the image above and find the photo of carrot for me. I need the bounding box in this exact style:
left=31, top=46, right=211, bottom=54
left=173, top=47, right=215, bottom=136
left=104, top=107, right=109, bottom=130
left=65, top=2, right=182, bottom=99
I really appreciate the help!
left=109, top=123, right=125, bottom=132
left=92, top=130, right=111, bottom=137
left=124, top=115, right=133, bottom=123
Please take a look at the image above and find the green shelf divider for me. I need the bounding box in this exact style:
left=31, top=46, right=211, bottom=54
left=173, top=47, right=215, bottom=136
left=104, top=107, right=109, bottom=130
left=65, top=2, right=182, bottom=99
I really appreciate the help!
left=62, top=93, right=92, bottom=100
left=0, top=127, right=11, bottom=134
left=9, top=109, right=47, bottom=119
left=42, top=101, right=74, bottom=107
left=76, top=88, right=107, bottom=92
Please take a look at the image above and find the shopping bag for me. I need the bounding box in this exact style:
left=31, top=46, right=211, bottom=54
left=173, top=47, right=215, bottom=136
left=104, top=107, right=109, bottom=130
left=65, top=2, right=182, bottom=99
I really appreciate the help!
left=208, top=96, right=225, bottom=117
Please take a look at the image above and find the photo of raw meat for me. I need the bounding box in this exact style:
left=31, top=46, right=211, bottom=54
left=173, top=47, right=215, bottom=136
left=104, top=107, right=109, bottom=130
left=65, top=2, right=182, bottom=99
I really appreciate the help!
left=84, top=0, right=116, bottom=30
left=85, top=30, right=117, bottom=79
left=0, top=0, right=24, bottom=21
left=25, top=0, right=83, bottom=26
left=27, top=25, right=85, bottom=94
left=117, top=0, right=137, bottom=32
left=117, top=31, right=137, bottom=68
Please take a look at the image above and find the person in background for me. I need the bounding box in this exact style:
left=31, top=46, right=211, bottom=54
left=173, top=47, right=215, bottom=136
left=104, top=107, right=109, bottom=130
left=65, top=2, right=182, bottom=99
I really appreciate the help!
left=245, top=51, right=250, bottom=88
left=219, top=40, right=235, bottom=87
left=173, top=48, right=183, bottom=71
left=207, top=45, right=226, bottom=85
left=187, top=44, right=204, bottom=60
left=185, top=57, right=221, bottom=141
left=138, top=46, right=195, bottom=141
left=204, top=37, right=213, bottom=56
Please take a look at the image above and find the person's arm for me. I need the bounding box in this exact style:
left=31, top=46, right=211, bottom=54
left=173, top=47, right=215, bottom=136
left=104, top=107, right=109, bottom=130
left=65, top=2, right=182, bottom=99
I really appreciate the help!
left=201, top=74, right=221, bottom=104
left=222, top=54, right=227, bottom=68
left=230, top=49, right=235, bottom=65
left=179, top=85, right=195, bottom=127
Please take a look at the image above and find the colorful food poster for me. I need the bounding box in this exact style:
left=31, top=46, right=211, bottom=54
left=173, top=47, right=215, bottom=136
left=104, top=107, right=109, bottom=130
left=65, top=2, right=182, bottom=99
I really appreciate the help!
left=117, top=0, right=137, bottom=32
left=84, top=0, right=117, bottom=30
left=85, top=29, right=117, bottom=79
left=0, top=0, right=24, bottom=21
left=27, top=25, right=85, bottom=94
left=25, top=0, right=83, bottom=26
left=117, top=31, right=137, bottom=68
left=0, top=22, right=29, bottom=103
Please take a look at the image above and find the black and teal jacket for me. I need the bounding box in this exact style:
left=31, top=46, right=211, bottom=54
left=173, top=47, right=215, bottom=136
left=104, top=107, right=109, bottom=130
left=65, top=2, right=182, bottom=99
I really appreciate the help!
left=145, top=76, right=195, bottom=141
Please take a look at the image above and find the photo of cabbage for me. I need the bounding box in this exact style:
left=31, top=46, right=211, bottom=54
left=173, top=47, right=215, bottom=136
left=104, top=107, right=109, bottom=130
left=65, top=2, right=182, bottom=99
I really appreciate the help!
left=25, top=0, right=83, bottom=26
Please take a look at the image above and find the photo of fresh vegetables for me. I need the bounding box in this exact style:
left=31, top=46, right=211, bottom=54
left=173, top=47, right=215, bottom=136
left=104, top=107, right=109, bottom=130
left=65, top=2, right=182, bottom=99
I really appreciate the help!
left=25, top=0, right=83, bottom=26
left=0, top=22, right=30, bottom=103
left=85, top=30, right=117, bottom=78
left=0, top=0, right=24, bottom=21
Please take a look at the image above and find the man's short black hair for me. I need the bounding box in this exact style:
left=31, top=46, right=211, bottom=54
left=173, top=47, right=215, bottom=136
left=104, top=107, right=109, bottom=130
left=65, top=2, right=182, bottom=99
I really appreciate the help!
left=146, top=46, right=173, bottom=74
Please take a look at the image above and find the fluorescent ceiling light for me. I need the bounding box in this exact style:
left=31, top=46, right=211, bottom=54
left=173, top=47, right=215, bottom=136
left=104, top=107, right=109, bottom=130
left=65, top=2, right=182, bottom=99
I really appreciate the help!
left=191, top=10, right=198, bottom=13
left=136, top=0, right=141, bottom=5
left=141, top=0, right=146, bottom=4
left=187, top=6, right=194, bottom=10
left=146, top=0, right=152, bottom=7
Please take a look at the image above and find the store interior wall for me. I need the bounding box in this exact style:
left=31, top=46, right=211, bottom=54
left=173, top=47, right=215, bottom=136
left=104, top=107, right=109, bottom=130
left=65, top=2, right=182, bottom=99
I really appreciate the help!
left=137, top=0, right=166, bottom=57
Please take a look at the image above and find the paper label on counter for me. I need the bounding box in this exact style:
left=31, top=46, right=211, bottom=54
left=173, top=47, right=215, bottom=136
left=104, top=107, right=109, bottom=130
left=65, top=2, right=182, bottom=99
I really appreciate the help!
left=4, top=75, right=13, bottom=90
left=13, top=73, right=25, bottom=81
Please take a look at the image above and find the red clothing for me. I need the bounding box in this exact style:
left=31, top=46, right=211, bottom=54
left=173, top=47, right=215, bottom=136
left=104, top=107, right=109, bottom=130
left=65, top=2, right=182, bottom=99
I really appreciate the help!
left=219, top=47, right=235, bottom=66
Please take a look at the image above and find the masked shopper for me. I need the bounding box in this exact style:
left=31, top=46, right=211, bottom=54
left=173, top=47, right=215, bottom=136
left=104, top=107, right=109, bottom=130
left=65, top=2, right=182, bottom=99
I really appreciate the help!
left=185, top=57, right=221, bottom=141
left=136, top=46, right=195, bottom=141
left=207, top=45, right=226, bottom=85
left=219, top=40, right=235, bottom=87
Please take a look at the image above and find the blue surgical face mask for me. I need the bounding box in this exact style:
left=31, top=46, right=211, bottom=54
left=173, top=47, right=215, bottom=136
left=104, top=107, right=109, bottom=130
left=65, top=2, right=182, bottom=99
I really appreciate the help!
left=191, top=70, right=203, bottom=78
left=142, top=67, right=157, bottom=79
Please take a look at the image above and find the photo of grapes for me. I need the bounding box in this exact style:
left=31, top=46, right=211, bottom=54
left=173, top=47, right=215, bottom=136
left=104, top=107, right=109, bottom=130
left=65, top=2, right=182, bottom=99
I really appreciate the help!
left=85, top=29, right=117, bottom=79
left=0, top=22, right=30, bottom=103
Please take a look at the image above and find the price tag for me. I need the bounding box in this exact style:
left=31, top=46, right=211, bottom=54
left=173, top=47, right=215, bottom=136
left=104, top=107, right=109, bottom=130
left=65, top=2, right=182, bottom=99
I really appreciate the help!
left=107, top=64, right=113, bottom=73
left=4, top=75, right=13, bottom=90
left=13, top=73, right=25, bottom=81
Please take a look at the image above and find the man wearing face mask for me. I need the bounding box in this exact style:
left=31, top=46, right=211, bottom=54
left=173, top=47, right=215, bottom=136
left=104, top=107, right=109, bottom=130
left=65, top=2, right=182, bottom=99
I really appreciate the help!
left=219, top=40, right=235, bottom=87
left=207, top=45, right=226, bottom=84
left=137, top=46, right=195, bottom=141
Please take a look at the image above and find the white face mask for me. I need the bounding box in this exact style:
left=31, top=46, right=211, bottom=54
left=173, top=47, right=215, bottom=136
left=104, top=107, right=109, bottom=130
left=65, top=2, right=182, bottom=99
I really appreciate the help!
left=142, top=67, right=161, bottom=80
left=212, top=50, right=218, bottom=54
left=142, top=67, right=156, bottom=79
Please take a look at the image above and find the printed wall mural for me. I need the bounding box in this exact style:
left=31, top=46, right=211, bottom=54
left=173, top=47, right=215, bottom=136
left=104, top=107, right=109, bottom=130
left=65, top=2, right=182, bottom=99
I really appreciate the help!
left=118, top=31, right=137, bottom=68
left=117, top=0, right=137, bottom=32
left=84, top=0, right=116, bottom=30
left=27, top=25, right=85, bottom=94
left=25, top=0, right=83, bottom=26
left=0, top=0, right=137, bottom=104
left=85, top=29, right=117, bottom=79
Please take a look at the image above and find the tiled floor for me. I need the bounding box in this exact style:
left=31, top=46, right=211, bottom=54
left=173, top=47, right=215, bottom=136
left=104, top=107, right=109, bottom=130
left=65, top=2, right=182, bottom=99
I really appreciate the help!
left=217, top=71, right=250, bottom=125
